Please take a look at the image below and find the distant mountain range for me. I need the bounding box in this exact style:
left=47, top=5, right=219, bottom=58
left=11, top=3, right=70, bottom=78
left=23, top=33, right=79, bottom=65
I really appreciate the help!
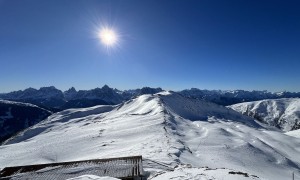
left=180, top=88, right=300, bottom=105
left=0, top=86, right=163, bottom=111
left=1, top=86, right=300, bottom=110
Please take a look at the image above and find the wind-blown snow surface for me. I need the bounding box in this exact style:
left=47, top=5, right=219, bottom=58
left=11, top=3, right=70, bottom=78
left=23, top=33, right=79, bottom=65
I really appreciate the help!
left=150, top=165, right=261, bottom=180
left=0, top=92, right=300, bottom=179
left=67, top=175, right=119, bottom=180
left=286, top=129, right=300, bottom=138
left=229, top=98, right=300, bottom=131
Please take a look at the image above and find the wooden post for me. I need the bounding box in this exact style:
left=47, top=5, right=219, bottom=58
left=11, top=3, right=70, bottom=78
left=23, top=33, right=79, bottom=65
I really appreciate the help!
left=293, top=172, right=294, bottom=180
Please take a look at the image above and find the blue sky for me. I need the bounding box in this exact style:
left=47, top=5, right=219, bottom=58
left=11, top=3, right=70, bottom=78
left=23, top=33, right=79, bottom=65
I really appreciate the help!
left=0, top=0, right=299, bottom=92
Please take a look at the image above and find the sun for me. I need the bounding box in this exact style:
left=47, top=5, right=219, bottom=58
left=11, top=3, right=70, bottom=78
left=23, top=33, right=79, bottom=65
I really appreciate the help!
left=98, top=28, right=118, bottom=47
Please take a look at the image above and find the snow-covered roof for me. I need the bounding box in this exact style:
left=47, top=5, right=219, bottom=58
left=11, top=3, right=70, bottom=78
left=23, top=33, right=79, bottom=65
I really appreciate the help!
left=0, top=156, right=143, bottom=180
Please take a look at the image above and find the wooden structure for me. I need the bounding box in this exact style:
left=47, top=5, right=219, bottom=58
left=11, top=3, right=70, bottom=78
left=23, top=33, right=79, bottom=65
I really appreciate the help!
left=0, top=156, right=144, bottom=180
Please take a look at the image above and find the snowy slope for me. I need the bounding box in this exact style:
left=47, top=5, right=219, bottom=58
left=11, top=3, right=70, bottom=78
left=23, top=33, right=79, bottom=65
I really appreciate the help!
left=0, top=92, right=300, bottom=180
left=286, top=129, right=300, bottom=138
left=67, top=176, right=119, bottom=180
left=68, top=166, right=263, bottom=180
left=0, top=100, right=52, bottom=143
left=229, top=98, right=300, bottom=131
left=150, top=165, right=261, bottom=180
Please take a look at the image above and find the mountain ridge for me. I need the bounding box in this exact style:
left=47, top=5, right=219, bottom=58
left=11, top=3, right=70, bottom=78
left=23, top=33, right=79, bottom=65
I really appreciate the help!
left=0, top=100, right=52, bottom=143
left=1, top=92, right=299, bottom=180
left=1, top=86, right=300, bottom=110
left=229, top=98, right=300, bottom=131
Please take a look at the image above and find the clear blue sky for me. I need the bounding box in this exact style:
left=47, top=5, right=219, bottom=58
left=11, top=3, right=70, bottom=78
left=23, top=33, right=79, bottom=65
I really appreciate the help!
left=0, top=0, right=299, bottom=93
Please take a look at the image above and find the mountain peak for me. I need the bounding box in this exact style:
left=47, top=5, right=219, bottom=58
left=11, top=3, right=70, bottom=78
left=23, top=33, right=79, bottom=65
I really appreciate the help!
left=139, top=87, right=163, bottom=95
left=65, top=87, right=77, bottom=92
left=23, top=87, right=37, bottom=92
left=102, top=84, right=111, bottom=90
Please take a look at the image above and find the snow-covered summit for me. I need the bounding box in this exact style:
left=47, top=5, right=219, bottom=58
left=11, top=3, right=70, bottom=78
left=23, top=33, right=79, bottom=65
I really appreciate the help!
left=0, top=92, right=300, bottom=180
left=158, top=92, right=258, bottom=126
left=229, top=98, right=300, bottom=131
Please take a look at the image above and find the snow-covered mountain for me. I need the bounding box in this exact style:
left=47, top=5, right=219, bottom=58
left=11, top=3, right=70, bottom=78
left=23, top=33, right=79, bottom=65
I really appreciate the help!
left=229, top=98, right=300, bottom=132
left=0, top=100, right=52, bottom=143
left=2, top=86, right=300, bottom=110
left=0, top=86, right=164, bottom=140
left=180, top=88, right=300, bottom=105
left=0, top=86, right=163, bottom=110
left=1, top=92, right=300, bottom=179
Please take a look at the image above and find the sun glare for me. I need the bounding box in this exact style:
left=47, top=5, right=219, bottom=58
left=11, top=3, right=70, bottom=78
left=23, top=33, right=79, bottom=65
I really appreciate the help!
left=99, top=28, right=118, bottom=47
